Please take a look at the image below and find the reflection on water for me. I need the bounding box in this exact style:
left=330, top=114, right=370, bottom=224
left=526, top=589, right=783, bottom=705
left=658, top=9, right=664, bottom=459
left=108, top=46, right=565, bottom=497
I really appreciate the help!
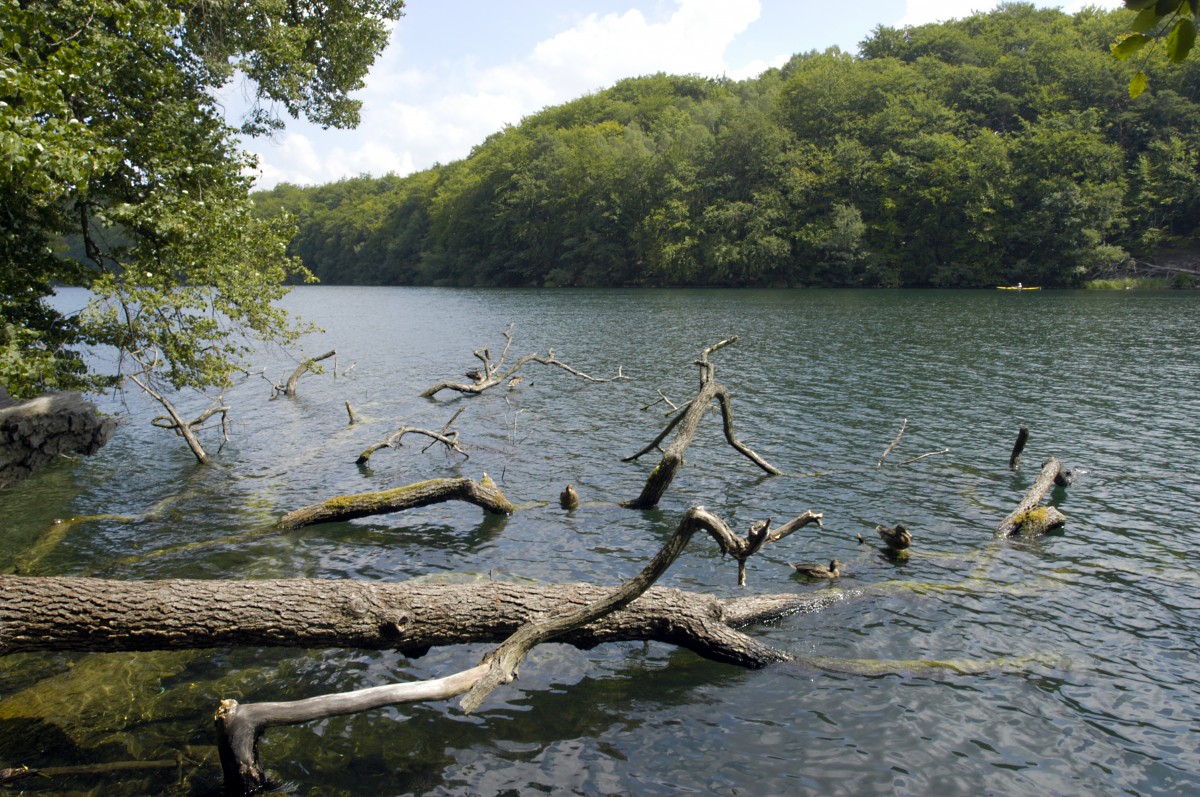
left=2, top=287, right=1198, bottom=795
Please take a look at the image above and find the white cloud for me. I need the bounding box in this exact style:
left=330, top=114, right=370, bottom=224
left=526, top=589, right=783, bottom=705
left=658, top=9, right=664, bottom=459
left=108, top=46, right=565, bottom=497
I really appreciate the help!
left=249, top=0, right=766, bottom=187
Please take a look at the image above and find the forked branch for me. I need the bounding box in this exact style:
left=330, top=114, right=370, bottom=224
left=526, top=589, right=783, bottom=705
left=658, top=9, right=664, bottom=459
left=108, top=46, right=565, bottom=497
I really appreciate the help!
left=420, top=326, right=626, bottom=399
left=624, top=337, right=780, bottom=509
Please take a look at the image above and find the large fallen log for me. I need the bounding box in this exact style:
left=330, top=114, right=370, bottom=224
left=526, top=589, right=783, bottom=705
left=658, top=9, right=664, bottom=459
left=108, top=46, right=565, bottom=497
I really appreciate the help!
left=276, top=475, right=513, bottom=529
left=210, top=506, right=802, bottom=793
left=0, top=576, right=814, bottom=665
left=995, top=456, right=1072, bottom=537
left=623, top=337, right=781, bottom=509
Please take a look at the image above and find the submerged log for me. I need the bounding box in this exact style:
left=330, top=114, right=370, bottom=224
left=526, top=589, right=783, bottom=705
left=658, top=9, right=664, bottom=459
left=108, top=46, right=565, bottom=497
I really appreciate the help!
left=276, top=475, right=513, bottom=529
left=995, top=456, right=1072, bottom=537
left=623, top=337, right=781, bottom=509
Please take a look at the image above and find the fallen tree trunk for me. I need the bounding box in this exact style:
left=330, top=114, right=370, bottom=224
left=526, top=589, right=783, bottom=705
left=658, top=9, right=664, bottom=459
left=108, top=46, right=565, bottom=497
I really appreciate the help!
left=995, top=456, right=1072, bottom=537
left=623, top=337, right=781, bottom=509
left=0, top=576, right=814, bottom=665
left=212, top=506, right=801, bottom=793
left=276, top=475, right=512, bottom=529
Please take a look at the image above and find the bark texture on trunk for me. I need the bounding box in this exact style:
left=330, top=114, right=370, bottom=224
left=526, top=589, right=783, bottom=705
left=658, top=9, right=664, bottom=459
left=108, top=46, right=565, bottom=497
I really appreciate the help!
left=0, top=575, right=814, bottom=665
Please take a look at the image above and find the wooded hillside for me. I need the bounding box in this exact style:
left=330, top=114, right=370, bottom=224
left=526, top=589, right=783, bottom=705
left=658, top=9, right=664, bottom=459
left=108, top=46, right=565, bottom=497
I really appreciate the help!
left=254, top=5, right=1200, bottom=288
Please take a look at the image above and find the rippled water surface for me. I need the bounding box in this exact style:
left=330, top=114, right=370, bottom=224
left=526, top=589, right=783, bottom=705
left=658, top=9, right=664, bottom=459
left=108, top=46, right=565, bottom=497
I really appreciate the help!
left=2, top=287, right=1199, bottom=795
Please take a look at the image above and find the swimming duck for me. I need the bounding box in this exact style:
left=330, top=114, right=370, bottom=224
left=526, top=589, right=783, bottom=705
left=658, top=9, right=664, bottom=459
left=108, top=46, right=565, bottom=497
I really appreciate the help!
left=789, top=559, right=843, bottom=579
left=875, top=523, right=912, bottom=551
left=559, top=483, right=579, bottom=510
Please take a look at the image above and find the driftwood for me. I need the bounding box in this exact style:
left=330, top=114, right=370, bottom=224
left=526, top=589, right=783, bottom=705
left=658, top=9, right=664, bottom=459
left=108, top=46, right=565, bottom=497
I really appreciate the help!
left=276, top=475, right=513, bottom=529
left=356, top=408, right=467, bottom=464
left=623, top=337, right=781, bottom=509
left=277, top=350, right=336, bottom=397
left=995, top=456, right=1072, bottom=537
left=420, top=325, right=626, bottom=399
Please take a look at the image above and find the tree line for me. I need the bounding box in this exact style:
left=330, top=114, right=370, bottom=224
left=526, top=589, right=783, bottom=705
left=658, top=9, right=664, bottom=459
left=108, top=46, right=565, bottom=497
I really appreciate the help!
left=253, top=4, right=1200, bottom=290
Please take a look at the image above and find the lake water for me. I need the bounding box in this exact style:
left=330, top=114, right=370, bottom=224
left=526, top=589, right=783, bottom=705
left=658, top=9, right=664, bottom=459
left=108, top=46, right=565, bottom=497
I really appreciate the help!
left=2, top=287, right=1198, bottom=795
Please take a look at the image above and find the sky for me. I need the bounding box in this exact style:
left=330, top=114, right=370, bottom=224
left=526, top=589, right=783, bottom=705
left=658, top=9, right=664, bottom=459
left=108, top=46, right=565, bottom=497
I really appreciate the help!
left=231, top=0, right=1126, bottom=190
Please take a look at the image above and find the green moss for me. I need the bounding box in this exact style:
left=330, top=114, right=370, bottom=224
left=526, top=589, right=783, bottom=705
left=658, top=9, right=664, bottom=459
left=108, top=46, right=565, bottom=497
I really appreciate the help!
left=1012, top=506, right=1050, bottom=531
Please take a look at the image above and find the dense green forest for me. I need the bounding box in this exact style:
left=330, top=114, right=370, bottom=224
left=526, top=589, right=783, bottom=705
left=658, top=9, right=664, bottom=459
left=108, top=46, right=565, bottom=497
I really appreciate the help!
left=253, top=4, right=1200, bottom=289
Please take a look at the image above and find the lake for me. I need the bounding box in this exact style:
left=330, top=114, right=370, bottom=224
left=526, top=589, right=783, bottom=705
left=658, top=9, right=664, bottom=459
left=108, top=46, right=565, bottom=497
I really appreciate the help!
left=2, top=287, right=1198, bottom=795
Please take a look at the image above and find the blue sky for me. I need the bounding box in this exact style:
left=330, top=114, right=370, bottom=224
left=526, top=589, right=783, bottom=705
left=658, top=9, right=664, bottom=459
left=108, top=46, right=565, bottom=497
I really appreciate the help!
left=233, top=0, right=1125, bottom=189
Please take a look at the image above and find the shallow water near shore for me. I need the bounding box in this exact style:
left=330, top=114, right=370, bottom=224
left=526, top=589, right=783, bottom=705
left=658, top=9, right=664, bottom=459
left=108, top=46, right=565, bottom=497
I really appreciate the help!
left=2, top=286, right=1198, bottom=795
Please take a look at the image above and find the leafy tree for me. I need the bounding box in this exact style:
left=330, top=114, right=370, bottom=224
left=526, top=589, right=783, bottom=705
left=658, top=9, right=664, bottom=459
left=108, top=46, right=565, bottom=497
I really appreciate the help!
left=1, top=0, right=403, bottom=460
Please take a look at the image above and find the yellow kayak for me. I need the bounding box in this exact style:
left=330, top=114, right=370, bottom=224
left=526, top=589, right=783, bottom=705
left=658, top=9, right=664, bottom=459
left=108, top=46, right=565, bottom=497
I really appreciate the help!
left=997, top=284, right=1040, bottom=290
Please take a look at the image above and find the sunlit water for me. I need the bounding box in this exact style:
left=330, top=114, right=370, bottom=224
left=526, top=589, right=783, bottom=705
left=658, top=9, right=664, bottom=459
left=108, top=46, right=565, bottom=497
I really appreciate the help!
left=2, top=287, right=1198, bottom=795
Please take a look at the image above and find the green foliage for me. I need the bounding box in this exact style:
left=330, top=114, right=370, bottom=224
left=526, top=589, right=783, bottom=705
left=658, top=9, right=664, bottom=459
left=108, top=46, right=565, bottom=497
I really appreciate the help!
left=259, top=4, right=1199, bottom=291
left=1114, top=0, right=1200, bottom=97
left=0, top=0, right=402, bottom=399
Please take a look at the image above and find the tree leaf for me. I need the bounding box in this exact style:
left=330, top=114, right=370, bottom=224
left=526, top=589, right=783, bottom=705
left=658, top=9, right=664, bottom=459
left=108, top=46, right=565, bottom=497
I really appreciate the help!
left=1167, top=17, right=1196, bottom=62
left=1155, top=0, right=1185, bottom=15
left=1129, top=70, right=1149, bottom=98
left=1112, top=32, right=1152, bottom=59
left=1124, top=0, right=1159, bottom=9
left=1132, top=6, right=1163, bottom=31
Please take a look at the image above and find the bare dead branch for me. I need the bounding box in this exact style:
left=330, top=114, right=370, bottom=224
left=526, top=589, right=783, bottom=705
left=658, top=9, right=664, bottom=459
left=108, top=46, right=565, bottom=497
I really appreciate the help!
left=624, top=338, right=779, bottom=509
left=877, top=418, right=908, bottom=466
left=698, top=510, right=824, bottom=586
left=356, top=425, right=468, bottom=465
left=896, top=448, right=950, bottom=466
left=420, top=328, right=626, bottom=399
left=280, top=350, right=336, bottom=397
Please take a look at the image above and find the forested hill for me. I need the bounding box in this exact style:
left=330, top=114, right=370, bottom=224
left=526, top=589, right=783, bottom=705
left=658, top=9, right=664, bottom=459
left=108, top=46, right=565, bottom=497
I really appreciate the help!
left=253, top=5, right=1200, bottom=289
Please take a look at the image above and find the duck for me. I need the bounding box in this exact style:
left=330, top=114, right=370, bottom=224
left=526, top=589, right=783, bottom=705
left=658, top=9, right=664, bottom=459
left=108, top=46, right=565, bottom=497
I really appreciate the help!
left=465, top=368, right=484, bottom=382
left=875, top=523, right=912, bottom=551
left=559, top=483, right=579, bottom=510
left=789, top=559, right=843, bottom=579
